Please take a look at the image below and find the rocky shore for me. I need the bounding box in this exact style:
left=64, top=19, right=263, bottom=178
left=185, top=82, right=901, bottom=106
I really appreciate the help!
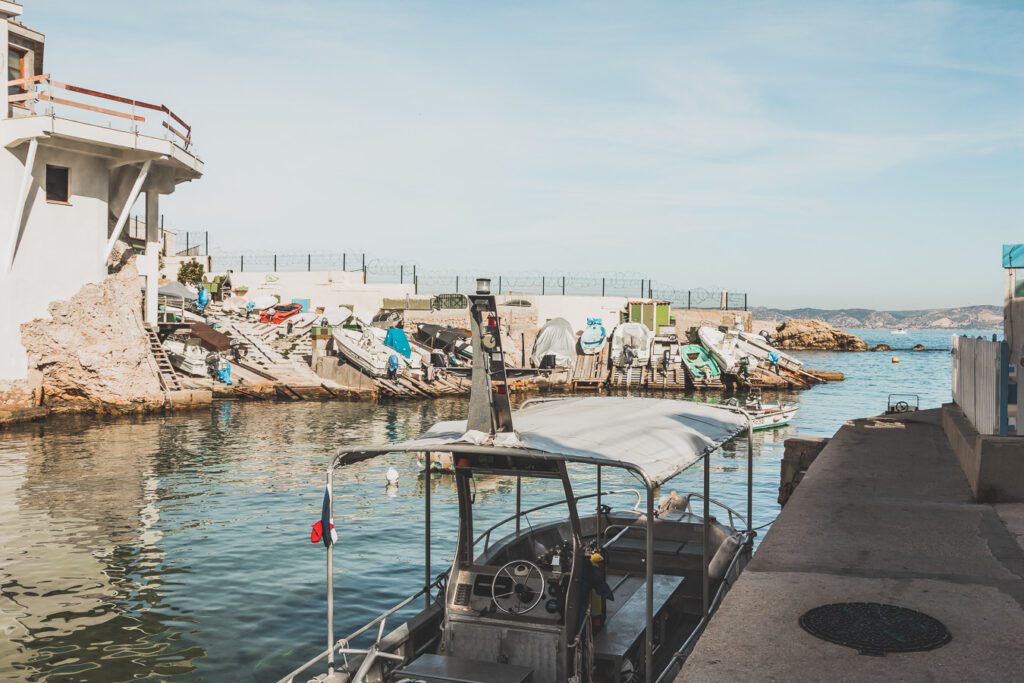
left=770, top=319, right=869, bottom=351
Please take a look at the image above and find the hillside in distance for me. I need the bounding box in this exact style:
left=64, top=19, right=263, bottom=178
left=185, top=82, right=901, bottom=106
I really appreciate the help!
left=752, top=305, right=1002, bottom=330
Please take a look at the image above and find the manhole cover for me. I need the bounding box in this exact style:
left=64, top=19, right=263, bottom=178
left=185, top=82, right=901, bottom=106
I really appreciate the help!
left=799, top=602, right=951, bottom=655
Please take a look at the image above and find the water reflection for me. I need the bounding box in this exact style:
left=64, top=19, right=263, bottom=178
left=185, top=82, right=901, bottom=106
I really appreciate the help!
left=0, top=335, right=970, bottom=681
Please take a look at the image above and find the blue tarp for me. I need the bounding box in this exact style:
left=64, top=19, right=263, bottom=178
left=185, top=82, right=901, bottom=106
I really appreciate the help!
left=384, top=327, right=412, bottom=358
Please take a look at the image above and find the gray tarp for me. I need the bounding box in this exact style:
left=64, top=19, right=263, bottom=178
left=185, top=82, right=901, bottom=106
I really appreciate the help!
left=348, top=396, right=748, bottom=486
left=531, top=317, right=577, bottom=368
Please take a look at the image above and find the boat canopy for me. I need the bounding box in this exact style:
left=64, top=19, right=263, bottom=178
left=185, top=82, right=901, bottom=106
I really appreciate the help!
left=337, top=397, right=748, bottom=486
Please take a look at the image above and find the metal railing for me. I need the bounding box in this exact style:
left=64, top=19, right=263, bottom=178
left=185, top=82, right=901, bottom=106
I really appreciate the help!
left=7, top=73, right=194, bottom=150
left=474, top=488, right=644, bottom=553
left=278, top=573, right=447, bottom=683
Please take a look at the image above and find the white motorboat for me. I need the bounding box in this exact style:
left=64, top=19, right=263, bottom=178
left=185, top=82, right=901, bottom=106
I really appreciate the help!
left=892, top=328, right=908, bottom=335
left=737, top=391, right=799, bottom=430
left=697, top=326, right=758, bottom=375
left=162, top=338, right=209, bottom=376
left=610, top=322, right=654, bottom=367
left=332, top=324, right=421, bottom=378
left=736, top=331, right=803, bottom=371
left=277, top=283, right=757, bottom=683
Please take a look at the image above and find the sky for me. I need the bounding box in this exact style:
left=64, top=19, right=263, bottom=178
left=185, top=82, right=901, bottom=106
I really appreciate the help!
left=27, top=0, right=1024, bottom=309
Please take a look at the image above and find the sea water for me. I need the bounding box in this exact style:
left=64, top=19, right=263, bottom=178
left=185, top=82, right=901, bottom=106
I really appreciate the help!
left=0, top=329, right=993, bottom=681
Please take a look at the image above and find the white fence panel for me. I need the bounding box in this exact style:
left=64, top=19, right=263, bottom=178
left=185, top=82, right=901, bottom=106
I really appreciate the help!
left=952, top=336, right=1005, bottom=435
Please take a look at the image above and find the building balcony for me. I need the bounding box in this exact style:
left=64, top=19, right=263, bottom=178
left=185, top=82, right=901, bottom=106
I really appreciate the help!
left=4, top=73, right=202, bottom=180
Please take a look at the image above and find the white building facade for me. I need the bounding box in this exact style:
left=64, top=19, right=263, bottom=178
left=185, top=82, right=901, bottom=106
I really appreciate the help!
left=0, top=0, right=202, bottom=384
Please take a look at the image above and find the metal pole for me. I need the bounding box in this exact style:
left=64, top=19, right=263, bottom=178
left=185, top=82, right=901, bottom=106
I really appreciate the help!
left=362, top=254, right=366, bottom=272
left=645, top=485, right=655, bottom=683
left=455, top=276, right=459, bottom=293
left=425, top=463, right=431, bottom=609
left=515, top=476, right=522, bottom=536
left=240, top=254, right=244, bottom=272
left=703, top=451, right=710, bottom=618
left=640, top=279, right=644, bottom=297
left=274, top=254, right=277, bottom=272
left=602, top=278, right=605, bottom=297
left=205, top=233, right=209, bottom=256
left=747, top=422, right=754, bottom=536
left=327, top=469, right=335, bottom=674
left=744, top=293, right=748, bottom=312
left=562, top=276, right=566, bottom=295
left=400, top=265, right=404, bottom=284
left=596, top=466, right=603, bottom=540
left=542, top=277, right=545, bottom=295
left=688, top=291, right=691, bottom=309
left=413, top=266, right=418, bottom=293
left=343, top=253, right=347, bottom=271
left=186, top=232, right=190, bottom=253
left=498, top=276, right=502, bottom=295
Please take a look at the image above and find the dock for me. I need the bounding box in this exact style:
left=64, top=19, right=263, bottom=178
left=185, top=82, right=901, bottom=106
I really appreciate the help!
left=679, top=408, right=1024, bottom=681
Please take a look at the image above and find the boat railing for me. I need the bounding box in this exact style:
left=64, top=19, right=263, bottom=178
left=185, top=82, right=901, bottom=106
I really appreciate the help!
left=679, top=492, right=748, bottom=530
left=474, top=488, right=643, bottom=553
left=654, top=528, right=754, bottom=683
left=277, top=573, right=447, bottom=683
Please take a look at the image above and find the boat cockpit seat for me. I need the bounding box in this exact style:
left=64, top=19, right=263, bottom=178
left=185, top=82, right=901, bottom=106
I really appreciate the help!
left=394, top=653, right=533, bottom=683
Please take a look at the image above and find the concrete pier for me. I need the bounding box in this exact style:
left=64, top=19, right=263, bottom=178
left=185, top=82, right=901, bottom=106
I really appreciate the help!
left=680, top=408, right=1024, bottom=681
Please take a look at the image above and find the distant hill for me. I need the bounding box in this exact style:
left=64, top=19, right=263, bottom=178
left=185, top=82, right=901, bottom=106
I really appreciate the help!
left=752, top=305, right=1002, bottom=330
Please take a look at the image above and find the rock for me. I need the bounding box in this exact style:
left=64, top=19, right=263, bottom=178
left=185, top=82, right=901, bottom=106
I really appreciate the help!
left=21, top=262, right=165, bottom=414
left=912, top=344, right=926, bottom=351
left=870, top=343, right=893, bottom=352
left=773, top=319, right=868, bottom=351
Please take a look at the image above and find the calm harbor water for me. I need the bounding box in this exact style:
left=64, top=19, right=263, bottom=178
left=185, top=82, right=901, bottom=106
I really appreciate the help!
left=0, top=329, right=991, bottom=682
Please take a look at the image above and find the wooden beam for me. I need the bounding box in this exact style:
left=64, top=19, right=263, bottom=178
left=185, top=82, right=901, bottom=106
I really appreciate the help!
left=38, top=92, right=145, bottom=122
left=52, top=81, right=163, bottom=112
left=5, top=73, right=50, bottom=88
left=161, top=120, right=189, bottom=143
left=6, top=92, right=37, bottom=103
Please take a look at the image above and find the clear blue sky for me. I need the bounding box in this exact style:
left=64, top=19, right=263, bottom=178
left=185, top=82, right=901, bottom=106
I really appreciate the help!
left=28, top=0, right=1024, bottom=309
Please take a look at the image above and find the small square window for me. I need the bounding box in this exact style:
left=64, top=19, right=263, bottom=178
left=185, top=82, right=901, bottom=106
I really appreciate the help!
left=46, top=165, right=70, bottom=204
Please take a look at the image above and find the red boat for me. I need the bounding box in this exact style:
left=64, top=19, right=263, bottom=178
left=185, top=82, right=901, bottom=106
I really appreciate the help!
left=260, top=302, right=303, bottom=324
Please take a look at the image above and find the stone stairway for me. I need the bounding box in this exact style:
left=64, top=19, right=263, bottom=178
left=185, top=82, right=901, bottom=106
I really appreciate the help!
left=143, top=323, right=184, bottom=392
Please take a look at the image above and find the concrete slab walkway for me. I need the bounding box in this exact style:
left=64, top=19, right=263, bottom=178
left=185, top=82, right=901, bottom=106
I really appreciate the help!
left=680, top=409, right=1024, bottom=682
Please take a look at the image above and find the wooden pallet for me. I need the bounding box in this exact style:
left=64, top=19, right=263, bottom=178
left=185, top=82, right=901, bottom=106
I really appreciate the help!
left=572, top=346, right=610, bottom=389
left=144, top=323, right=184, bottom=392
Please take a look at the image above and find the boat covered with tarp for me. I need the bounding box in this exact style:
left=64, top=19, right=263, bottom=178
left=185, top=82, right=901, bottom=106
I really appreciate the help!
left=384, top=327, right=413, bottom=358
left=531, top=317, right=577, bottom=368
left=579, top=317, right=607, bottom=355
left=277, top=283, right=758, bottom=683
left=333, top=321, right=422, bottom=378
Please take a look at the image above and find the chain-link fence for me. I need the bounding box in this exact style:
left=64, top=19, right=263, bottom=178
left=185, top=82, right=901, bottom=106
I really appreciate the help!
left=204, top=251, right=748, bottom=310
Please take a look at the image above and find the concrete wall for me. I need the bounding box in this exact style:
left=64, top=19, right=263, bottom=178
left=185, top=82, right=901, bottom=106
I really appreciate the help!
left=223, top=270, right=414, bottom=320
left=673, top=309, right=754, bottom=337
left=1, top=144, right=113, bottom=380
left=942, top=402, right=1024, bottom=502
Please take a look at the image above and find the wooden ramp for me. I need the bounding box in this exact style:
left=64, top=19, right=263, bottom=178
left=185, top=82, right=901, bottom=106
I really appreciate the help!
left=376, top=371, right=470, bottom=398
left=572, top=346, right=610, bottom=390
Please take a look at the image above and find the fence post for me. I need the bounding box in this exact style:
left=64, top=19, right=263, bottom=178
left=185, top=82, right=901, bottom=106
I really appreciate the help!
left=413, top=266, right=418, bottom=294
left=499, top=276, right=502, bottom=295
left=400, top=265, right=404, bottom=285
left=308, top=254, right=311, bottom=272
left=744, top=293, right=748, bottom=311
left=240, top=254, right=244, bottom=272
left=562, top=276, right=566, bottom=295
left=343, top=253, right=347, bottom=271
left=688, top=291, right=691, bottom=309
left=274, top=254, right=277, bottom=272
left=205, top=233, right=209, bottom=256
left=602, top=278, right=606, bottom=297
left=455, top=276, right=459, bottom=293
left=542, top=277, right=546, bottom=295
left=186, top=232, right=190, bottom=253
left=999, top=340, right=1010, bottom=436
left=648, top=281, right=652, bottom=298
left=362, top=254, right=366, bottom=273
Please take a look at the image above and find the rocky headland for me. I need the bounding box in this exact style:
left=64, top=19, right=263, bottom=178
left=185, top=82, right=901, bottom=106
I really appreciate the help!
left=770, top=319, right=869, bottom=351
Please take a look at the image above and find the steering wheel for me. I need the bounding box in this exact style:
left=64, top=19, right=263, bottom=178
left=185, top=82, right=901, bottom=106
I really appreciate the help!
left=894, top=401, right=910, bottom=413
left=492, top=560, right=545, bottom=615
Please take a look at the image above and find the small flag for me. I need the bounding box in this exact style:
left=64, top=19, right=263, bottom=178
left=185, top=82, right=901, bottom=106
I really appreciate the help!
left=318, top=485, right=338, bottom=548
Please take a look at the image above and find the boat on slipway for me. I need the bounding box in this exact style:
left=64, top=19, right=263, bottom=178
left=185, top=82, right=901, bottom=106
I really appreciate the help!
left=579, top=318, right=608, bottom=355
left=278, top=280, right=760, bottom=683
left=735, top=332, right=803, bottom=371
left=531, top=317, right=577, bottom=368
left=697, top=326, right=750, bottom=375
left=163, top=337, right=209, bottom=376
left=610, top=322, right=654, bottom=367
left=680, top=344, right=721, bottom=384
left=332, top=324, right=421, bottom=378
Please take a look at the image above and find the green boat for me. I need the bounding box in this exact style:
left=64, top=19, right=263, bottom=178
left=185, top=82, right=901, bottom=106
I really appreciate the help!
left=680, top=344, right=720, bottom=382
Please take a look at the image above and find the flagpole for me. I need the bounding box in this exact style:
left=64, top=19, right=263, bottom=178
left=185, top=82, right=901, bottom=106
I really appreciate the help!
left=326, top=469, right=335, bottom=675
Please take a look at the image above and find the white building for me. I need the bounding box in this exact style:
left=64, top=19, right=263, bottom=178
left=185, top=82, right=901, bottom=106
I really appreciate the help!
left=0, top=0, right=202, bottom=384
